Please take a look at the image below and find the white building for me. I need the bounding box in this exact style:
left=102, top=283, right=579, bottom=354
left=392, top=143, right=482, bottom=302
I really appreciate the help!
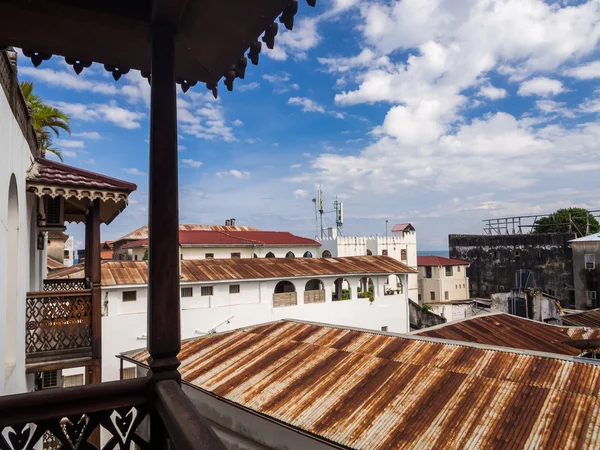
left=318, top=223, right=418, bottom=301
left=49, top=255, right=414, bottom=382
left=0, top=49, right=46, bottom=395
left=114, top=226, right=322, bottom=261
left=417, top=256, right=470, bottom=303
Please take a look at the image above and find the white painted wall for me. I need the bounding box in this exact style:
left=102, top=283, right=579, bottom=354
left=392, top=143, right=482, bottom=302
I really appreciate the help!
left=101, top=273, right=410, bottom=382
left=0, top=80, right=43, bottom=395
left=418, top=265, right=469, bottom=303
left=64, top=236, right=74, bottom=267
left=126, top=244, right=321, bottom=261
left=318, top=232, right=418, bottom=301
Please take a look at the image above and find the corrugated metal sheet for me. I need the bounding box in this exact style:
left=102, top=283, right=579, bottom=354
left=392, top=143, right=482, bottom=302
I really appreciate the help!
left=121, top=230, right=321, bottom=248
left=562, top=309, right=600, bottom=328
left=115, top=224, right=258, bottom=242
left=123, top=320, right=600, bottom=450
left=417, top=256, right=470, bottom=266
left=414, top=313, right=600, bottom=356
left=48, top=256, right=415, bottom=286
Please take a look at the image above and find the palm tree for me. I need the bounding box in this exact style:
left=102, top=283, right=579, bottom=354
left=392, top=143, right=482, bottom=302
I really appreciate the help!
left=20, top=81, right=71, bottom=161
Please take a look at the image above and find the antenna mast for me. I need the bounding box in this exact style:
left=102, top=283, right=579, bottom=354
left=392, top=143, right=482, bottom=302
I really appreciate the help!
left=333, top=197, right=344, bottom=236
left=317, top=188, right=324, bottom=238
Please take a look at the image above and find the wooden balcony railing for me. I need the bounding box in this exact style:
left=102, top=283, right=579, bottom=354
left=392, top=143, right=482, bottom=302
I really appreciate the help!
left=273, top=292, right=298, bottom=308
left=43, top=278, right=90, bottom=291
left=25, top=289, right=92, bottom=364
left=304, top=289, right=326, bottom=304
left=0, top=377, right=225, bottom=450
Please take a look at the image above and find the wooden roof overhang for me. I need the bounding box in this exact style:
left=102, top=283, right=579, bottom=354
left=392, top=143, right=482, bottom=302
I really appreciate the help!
left=0, top=0, right=315, bottom=95
left=26, top=158, right=137, bottom=224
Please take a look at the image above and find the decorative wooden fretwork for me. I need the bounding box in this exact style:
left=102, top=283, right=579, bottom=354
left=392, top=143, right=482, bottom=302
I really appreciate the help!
left=25, top=290, right=92, bottom=356
left=0, top=406, right=149, bottom=450
left=43, top=278, right=89, bottom=292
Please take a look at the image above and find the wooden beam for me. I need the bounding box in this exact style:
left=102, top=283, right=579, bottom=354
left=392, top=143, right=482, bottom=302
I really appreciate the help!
left=147, top=23, right=181, bottom=382
left=90, top=199, right=102, bottom=382
left=84, top=205, right=92, bottom=278
left=155, top=380, right=226, bottom=450
left=151, top=0, right=190, bottom=28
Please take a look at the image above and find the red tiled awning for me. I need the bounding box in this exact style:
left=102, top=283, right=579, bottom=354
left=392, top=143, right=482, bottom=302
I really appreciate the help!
left=26, top=158, right=137, bottom=224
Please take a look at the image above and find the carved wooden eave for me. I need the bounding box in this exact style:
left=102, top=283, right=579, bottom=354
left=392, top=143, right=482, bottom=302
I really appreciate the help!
left=26, top=158, right=137, bottom=224
left=0, top=0, right=316, bottom=97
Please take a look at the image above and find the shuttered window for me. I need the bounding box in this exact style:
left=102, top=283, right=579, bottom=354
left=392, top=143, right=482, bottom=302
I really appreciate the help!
left=122, top=291, right=137, bottom=302
left=181, top=287, right=193, bottom=297
left=201, top=286, right=213, bottom=296
left=122, top=367, right=136, bottom=380
left=229, top=284, right=240, bottom=294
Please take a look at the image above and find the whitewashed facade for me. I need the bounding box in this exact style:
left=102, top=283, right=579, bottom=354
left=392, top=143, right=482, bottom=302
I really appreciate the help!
left=99, top=272, right=410, bottom=382
left=318, top=227, right=418, bottom=300
left=0, top=51, right=45, bottom=395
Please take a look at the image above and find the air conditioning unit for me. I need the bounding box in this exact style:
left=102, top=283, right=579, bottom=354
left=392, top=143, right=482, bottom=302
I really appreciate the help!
left=41, top=370, right=61, bottom=389
left=39, top=196, right=66, bottom=231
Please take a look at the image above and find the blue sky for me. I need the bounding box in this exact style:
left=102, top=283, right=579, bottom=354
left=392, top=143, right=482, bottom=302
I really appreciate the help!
left=17, top=0, right=600, bottom=251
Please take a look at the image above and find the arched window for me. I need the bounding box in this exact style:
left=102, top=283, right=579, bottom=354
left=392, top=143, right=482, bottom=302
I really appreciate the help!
left=385, top=274, right=403, bottom=295
left=303, top=251, right=313, bottom=258
left=366, top=249, right=373, bottom=256
left=322, top=250, right=332, bottom=258
left=357, top=277, right=374, bottom=300
left=265, top=252, right=275, bottom=258
left=274, top=280, right=296, bottom=294
left=253, top=253, right=258, bottom=258
left=285, top=251, right=295, bottom=258
left=305, top=279, right=323, bottom=291
left=332, top=278, right=351, bottom=301
left=5, top=175, right=19, bottom=380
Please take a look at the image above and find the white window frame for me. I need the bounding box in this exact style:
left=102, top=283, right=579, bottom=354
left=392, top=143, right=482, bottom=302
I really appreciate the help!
left=587, top=291, right=597, bottom=307
left=585, top=254, right=595, bottom=270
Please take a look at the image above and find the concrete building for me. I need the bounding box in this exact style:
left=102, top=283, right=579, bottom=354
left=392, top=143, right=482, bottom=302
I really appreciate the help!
left=123, top=319, right=600, bottom=450
left=318, top=223, right=418, bottom=300
left=114, top=227, right=321, bottom=261
left=449, top=233, right=576, bottom=303
left=49, top=255, right=414, bottom=382
left=47, top=232, right=74, bottom=267
left=417, top=256, right=469, bottom=303
left=570, top=233, right=600, bottom=310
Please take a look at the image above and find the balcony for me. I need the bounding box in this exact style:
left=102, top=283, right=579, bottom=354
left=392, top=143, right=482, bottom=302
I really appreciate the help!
left=273, top=292, right=298, bottom=308
left=25, top=279, right=92, bottom=369
left=304, top=289, right=326, bottom=304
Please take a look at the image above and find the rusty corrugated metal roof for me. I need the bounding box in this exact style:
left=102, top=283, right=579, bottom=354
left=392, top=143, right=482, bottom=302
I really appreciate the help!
left=49, top=256, right=415, bottom=286
left=413, top=313, right=600, bottom=356
left=123, top=320, right=600, bottom=450
left=562, top=309, right=600, bottom=328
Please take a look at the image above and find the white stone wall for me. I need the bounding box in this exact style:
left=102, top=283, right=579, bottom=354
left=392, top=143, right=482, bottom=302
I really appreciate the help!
left=64, top=236, right=74, bottom=267
left=101, top=273, right=410, bottom=381
left=318, top=232, right=418, bottom=301
left=126, top=244, right=321, bottom=261
left=0, top=81, right=43, bottom=395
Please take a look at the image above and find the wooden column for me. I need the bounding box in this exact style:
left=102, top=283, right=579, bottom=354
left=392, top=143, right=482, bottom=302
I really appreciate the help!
left=147, top=23, right=181, bottom=383
left=84, top=207, right=92, bottom=280
left=90, top=198, right=102, bottom=384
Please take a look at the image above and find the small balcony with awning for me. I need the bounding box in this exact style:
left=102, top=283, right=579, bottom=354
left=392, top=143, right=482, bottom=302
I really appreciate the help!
left=25, top=158, right=136, bottom=375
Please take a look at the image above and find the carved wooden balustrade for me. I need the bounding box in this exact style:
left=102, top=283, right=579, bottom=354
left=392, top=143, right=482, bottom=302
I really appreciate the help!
left=25, top=289, right=93, bottom=364
left=0, top=377, right=224, bottom=450
left=43, top=278, right=90, bottom=292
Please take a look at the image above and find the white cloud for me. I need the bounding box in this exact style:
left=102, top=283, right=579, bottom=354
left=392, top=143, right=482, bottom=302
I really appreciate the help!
left=564, top=61, right=600, bottom=80
left=294, top=189, right=309, bottom=199
left=236, top=81, right=260, bottom=92
left=217, top=170, right=250, bottom=179
left=19, top=67, right=118, bottom=94
left=233, top=119, right=243, bottom=126
left=291, top=163, right=302, bottom=169
left=51, top=101, right=145, bottom=129
left=288, top=97, right=325, bottom=113
left=182, top=159, right=203, bottom=168
left=178, top=94, right=236, bottom=142
left=72, top=131, right=101, bottom=140
left=123, top=168, right=146, bottom=176
left=536, top=100, right=576, bottom=118
left=518, top=77, right=564, bottom=97
left=55, top=139, right=85, bottom=149
left=478, top=84, right=508, bottom=100
left=263, top=73, right=291, bottom=83
left=264, top=18, right=322, bottom=61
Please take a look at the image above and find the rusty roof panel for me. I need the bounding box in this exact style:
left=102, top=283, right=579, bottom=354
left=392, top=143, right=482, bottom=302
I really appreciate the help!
left=123, top=320, right=600, bottom=450
left=562, top=309, right=600, bottom=328
left=414, top=313, right=600, bottom=356
left=115, top=224, right=259, bottom=242
left=49, top=256, right=415, bottom=285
